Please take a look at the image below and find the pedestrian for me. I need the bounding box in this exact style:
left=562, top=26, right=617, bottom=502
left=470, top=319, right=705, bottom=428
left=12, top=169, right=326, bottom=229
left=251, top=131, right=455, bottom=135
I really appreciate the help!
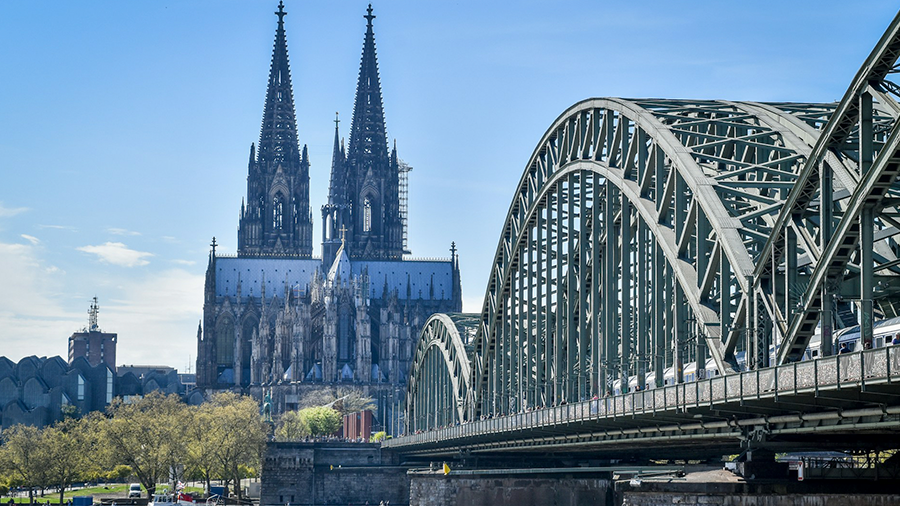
left=839, top=342, right=850, bottom=354
left=892, top=333, right=900, bottom=345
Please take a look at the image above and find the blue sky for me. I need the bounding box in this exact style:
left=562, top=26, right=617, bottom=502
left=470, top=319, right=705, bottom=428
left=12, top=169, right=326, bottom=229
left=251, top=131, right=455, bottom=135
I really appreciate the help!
left=1, top=1, right=897, bottom=370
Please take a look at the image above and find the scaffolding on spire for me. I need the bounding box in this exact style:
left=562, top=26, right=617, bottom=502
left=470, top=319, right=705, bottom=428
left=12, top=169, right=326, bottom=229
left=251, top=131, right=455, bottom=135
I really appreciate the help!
left=399, top=159, right=412, bottom=254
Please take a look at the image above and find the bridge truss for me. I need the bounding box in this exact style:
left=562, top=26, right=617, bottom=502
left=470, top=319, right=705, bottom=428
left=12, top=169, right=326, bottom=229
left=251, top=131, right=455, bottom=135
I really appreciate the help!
left=405, top=11, right=900, bottom=438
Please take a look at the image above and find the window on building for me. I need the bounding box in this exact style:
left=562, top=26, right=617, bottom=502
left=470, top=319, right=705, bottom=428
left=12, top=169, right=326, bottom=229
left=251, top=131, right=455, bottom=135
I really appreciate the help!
left=274, top=194, right=284, bottom=230
left=77, top=375, right=85, bottom=401
left=363, top=197, right=372, bottom=233
left=106, top=369, right=114, bottom=404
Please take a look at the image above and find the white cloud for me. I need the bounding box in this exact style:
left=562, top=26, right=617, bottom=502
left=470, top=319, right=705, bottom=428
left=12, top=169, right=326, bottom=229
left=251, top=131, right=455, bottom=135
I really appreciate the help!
left=171, top=259, right=196, bottom=266
left=102, top=268, right=204, bottom=368
left=0, top=203, right=28, bottom=218
left=0, top=241, right=81, bottom=361
left=38, top=224, right=77, bottom=231
left=107, top=227, right=141, bottom=236
left=77, top=242, right=154, bottom=267
left=20, top=234, right=40, bottom=245
left=0, top=241, right=202, bottom=369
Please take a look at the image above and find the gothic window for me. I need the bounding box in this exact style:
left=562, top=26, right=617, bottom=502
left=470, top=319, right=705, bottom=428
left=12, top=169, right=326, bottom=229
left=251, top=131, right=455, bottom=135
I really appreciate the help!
left=274, top=194, right=284, bottom=230
left=216, top=317, right=235, bottom=367
left=339, top=304, right=351, bottom=361
left=258, top=195, right=265, bottom=219
left=363, top=197, right=372, bottom=233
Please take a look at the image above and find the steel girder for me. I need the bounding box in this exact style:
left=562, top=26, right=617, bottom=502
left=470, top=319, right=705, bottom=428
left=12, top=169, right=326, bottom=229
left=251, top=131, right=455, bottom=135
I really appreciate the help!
left=406, top=313, right=477, bottom=432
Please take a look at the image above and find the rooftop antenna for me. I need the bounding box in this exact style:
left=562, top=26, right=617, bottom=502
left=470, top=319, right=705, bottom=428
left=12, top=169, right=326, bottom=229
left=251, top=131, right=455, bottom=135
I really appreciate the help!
left=88, top=296, right=101, bottom=332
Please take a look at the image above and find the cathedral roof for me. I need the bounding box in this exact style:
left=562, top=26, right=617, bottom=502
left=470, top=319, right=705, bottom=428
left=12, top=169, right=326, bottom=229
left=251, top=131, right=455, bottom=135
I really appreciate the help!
left=213, top=257, right=454, bottom=301
left=353, top=259, right=454, bottom=301
left=214, top=257, right=321, bottom=298
left=327, top=241, right=352, bottom=285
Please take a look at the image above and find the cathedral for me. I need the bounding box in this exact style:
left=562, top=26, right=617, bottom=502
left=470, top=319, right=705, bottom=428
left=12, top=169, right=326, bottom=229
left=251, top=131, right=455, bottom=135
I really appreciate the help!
left=195, top=2, right=462, bottom=418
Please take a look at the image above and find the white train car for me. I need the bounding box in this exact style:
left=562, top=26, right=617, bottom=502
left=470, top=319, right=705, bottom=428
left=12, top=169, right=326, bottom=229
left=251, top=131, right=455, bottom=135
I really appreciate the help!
left=608, top=318, right=900, bottom=397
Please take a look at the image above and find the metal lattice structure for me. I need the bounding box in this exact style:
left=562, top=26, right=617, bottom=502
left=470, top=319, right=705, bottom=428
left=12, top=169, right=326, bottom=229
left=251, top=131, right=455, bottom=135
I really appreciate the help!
left=405, top=10, right=900, bottom=433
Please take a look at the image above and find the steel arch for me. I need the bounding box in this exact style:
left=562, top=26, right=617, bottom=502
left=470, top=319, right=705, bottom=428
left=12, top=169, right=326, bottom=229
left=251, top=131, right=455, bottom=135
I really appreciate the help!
left=755, top=11, right=900, bottom=364
left=406, top=313, right=477, bottom=432
left=403, top=8, right=900, bottom=434
left=466, top=98, right=849, bottom=418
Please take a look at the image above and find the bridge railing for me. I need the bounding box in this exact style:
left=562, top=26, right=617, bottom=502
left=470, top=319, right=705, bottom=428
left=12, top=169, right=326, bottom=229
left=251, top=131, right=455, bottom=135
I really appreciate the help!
left=389, top=345, right=900, bottom=447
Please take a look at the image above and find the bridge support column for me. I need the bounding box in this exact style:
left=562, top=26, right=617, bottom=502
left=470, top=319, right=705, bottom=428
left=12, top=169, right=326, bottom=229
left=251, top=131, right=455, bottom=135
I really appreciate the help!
left=860, top=90, right=874, bottom=350
left=861, top=205, right=874, bottom=349
left=653, top=242, right=665, bottom=387
left=820, top=157, right=835, bottom=358
left=620, top=196, right=632, bottom=389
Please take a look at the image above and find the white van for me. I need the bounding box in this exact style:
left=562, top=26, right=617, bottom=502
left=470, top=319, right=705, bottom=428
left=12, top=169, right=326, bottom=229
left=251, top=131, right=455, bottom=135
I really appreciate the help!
left=128, top=484, right=142, bottom=498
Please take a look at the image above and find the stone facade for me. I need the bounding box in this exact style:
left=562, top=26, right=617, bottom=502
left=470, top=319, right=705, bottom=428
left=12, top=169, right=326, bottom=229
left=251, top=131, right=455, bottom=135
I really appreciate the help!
left=621, top=494, right=900, bottom=506
left=409, top=474, right=611, bottom=506
left=196, top=3, right=462, bottom=423
left=261, top=441, right=408, bottom=506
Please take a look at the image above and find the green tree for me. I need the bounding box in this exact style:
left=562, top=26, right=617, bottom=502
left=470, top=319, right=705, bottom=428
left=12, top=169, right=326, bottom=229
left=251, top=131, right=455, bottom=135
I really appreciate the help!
left=106, top=465, right=134, bottom=483
left=101, top=392, right=189, bottom=497
left=45, top=417, right=95, bottom=504
left=275, top=406, right=341, bottom=440
left=0, top=424, right=50, bottom=502
left=275, top=410, right=310, bottom=440
left=184, top=402, right=218, bottom=496
left=203, top=392, right=266, bottom=501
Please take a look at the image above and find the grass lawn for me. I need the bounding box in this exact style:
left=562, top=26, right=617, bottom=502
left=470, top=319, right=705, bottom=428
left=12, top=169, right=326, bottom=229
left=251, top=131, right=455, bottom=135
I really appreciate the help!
left=1, top=483, right=203, bottom=504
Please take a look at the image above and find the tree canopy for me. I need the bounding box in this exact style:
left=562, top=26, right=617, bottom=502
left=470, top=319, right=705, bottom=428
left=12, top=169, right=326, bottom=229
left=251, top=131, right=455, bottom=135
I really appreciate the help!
left=275, top=406, right=342, bottom=440
left=0, top=391, right=267, bottom=501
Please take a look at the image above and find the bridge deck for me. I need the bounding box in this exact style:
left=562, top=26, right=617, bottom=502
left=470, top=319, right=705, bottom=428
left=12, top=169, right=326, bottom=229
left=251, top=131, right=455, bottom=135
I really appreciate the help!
left=387, top=346, right=900, bottom=458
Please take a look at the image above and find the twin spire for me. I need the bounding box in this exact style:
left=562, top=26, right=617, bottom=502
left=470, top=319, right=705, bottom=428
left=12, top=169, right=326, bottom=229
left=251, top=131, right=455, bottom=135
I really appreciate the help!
left=257, top=0, right=300, bottom=171
left=250, top=2, right=398, bottom=262
left=259, top=2, right=389, bottom=176
left=347, top=3, right=389, bottom=168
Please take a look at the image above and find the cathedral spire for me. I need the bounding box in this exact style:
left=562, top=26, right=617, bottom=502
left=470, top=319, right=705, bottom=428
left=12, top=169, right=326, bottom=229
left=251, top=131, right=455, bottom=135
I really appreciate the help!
left=343, top=4, right=403, bottom=260
left=239, top=2, right=313, bottom=258
left=348, top=3, right=388, bottom=168
left=328, top=112, right=345, bottom=206
left=257, top=0, right=300, bottom=171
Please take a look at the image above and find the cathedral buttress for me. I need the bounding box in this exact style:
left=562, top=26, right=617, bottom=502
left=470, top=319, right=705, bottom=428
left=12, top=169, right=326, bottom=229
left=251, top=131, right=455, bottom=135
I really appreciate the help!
left=238, top=1, right=312, bottom=258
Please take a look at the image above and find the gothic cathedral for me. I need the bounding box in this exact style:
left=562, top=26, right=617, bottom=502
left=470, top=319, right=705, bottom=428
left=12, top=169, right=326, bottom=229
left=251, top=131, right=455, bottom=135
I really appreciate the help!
left=196, top=3, right=462, bottom=418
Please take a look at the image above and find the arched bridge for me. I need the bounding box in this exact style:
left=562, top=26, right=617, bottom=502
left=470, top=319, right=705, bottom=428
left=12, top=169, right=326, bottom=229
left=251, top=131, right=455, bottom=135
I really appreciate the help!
left=393, top=11, right=900, bottom=458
